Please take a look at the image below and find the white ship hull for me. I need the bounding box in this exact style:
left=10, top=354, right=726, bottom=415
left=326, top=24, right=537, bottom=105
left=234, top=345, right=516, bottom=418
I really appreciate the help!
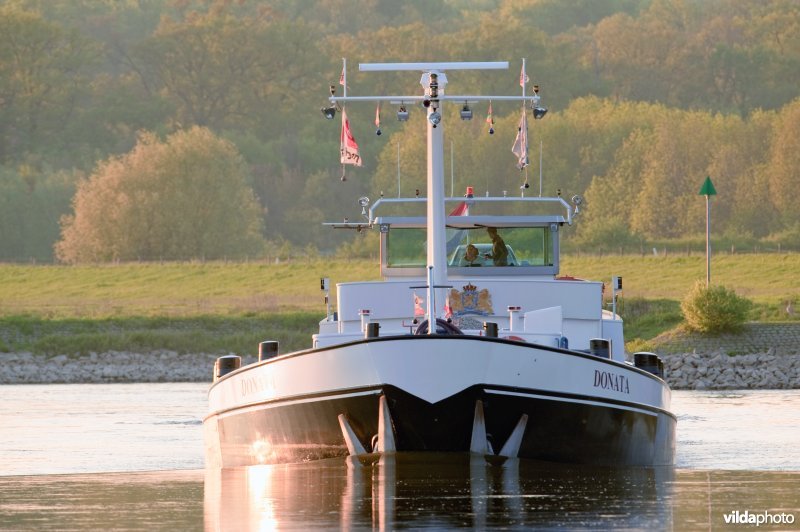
left=204, top=336, right=675, bottom=467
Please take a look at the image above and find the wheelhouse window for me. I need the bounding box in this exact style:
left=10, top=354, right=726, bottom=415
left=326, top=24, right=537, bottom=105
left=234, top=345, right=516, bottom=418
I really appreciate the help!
left=446, top=227, right=553, bottom=267
left=384, top=226, right=553, bottom=269
left=385, top=228, right=427, bottom=268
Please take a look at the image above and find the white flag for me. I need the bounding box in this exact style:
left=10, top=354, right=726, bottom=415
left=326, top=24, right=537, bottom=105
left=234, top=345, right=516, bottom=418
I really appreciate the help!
left=519, top=63, right=529, bottom=88
left=340, top=107, right=362, bottom=166
left=511, top=108, right=528, bottom=169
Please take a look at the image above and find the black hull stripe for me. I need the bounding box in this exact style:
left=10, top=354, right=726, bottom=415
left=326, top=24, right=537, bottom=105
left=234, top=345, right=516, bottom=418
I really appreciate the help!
left=486, top=389, right=656, bottom=417
left=213, top=388, right=383, bottom=420
left=204, top=385, right=384, bottom=422
left=486, top=384, right=676, bottom=420
left=207, top=383, right=676, bottom=422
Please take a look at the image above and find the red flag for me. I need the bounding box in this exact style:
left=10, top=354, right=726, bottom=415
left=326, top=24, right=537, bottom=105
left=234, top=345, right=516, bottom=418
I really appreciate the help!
left=485, top=101, right=494, bottom=125
left=340, top=107, right=362, bottom=167
left=444, top=294, right=453, bottom=319
left=339, top=65, right=345, bottom=86
left=448, top=201, right=469, bottom=216
left=446, top=186, right=474, bottom=253
left=519, top=63, right=529, bottom=88
left=414, top=292, right=425, bottom=317
left=511, top=107, right=528, bottom=169
left=374, top=104, right=381, bottom=128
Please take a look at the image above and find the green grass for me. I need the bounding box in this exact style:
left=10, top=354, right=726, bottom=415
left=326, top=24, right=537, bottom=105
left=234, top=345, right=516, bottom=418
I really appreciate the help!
left=0, top=313, right=320, bottom=356
left=560, top=253, right=800, bottom=304
left=618, top=298, right=683, bottom=342
left=0, top=260, right=377, bottom=318
left=1, top=254, right=797, bottom=355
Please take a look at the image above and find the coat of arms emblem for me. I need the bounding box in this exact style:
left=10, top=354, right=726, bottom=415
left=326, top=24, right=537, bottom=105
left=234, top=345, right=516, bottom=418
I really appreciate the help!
left=448, top=283, right=493, bottom=317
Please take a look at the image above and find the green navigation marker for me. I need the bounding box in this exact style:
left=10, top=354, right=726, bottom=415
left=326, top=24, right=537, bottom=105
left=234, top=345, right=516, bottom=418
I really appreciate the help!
left=699, top=176, right=717, bottom=196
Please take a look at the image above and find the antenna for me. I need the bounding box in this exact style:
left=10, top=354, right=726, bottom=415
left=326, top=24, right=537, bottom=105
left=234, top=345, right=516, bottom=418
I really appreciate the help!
left=360, top=62, right=508, bottom=72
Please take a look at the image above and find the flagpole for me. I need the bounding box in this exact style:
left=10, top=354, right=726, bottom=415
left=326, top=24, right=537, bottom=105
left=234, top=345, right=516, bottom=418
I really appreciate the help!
left=521, top=166, right=527, bottom=197
left=397, top=141, right=401, bottom=198
left=539, top=140, right=543, bottom=197
left=342, top=58, right=347, bottom=98
left=450, top=141, right=454, bottom=197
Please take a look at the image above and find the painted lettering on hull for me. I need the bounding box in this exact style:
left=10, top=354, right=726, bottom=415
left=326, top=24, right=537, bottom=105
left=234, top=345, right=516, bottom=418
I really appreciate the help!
left=593, top=369, right=630, bottom=394
left=240, top=374, right=275, bottom=397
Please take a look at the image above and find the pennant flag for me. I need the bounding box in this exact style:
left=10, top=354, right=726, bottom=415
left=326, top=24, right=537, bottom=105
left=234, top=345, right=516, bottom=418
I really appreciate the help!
left=414, top=292, right=425, bottom=317
left=445, top=199, right=471, bottom=254
left=449, top=201, right=469, bottom=216
left=375, top=103, right=382, bottom=136
left=445, top=186, right=476, bottom=254
left=486, top=101, right=494, bottom=134
left=511, top=108, right=529, bottom=170
left=519, top=63, right=529, bottom=88
left=340, top=107, right=362, bottom=167
left=339, top=65, right=345, bottom=86
left=444, top=294, right=453, bottom=320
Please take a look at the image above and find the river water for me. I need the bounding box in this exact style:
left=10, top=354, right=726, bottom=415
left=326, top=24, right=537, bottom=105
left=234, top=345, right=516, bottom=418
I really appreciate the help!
left=1, top=384, right=798, bottom=529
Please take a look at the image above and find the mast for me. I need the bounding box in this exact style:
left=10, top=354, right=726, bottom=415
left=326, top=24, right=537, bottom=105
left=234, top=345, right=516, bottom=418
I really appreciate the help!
left=421, top=70, right=447, bottom=293
left=329, top=61, right=539, bottom=322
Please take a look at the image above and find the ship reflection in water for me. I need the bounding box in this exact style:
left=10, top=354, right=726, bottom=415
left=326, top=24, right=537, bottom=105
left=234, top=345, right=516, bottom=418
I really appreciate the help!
left=2, top=460, right=799, bottom=529
left=205, top=456, right=800, bottom=529
left=205, top=454, right=679, bottom=530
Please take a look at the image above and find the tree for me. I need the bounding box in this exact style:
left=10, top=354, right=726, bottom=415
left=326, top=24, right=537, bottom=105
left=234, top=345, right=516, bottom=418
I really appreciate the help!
left=0, top=166, right=78, bottom=261
left=0, top=5, right=99, bottom=164
left=578, top=127, right=654, bottom=247
left=55, top=127, right=265, bottom=263
left=767, top=99, right=800, bottom=228
left=134, top=10, right=322, bottom=134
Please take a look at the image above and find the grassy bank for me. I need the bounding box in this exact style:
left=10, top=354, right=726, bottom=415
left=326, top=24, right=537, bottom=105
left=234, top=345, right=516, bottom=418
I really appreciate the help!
left=0, top=260, right=376, bottom=318
left=0, top=313, right=320, bottom=357
left=1, top=254, right=797, bottom=355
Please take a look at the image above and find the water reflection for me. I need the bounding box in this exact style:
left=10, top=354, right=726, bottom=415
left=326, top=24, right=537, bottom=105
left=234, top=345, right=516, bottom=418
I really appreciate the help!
left=1, top=465, right=798, bottom=529
left=204, top=454, right=677, bottom=530
left=0, top=470, right=203, bottom=530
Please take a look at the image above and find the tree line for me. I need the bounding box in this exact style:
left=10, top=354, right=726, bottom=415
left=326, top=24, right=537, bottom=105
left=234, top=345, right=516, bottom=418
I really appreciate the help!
left=0, top=0, right=798, bottom=262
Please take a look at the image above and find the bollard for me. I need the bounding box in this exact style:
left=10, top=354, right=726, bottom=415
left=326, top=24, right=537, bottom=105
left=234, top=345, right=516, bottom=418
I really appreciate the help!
left=214, top=355, right=241, bottom=382
left=259, top=341, right=279, bottom=361
left=589, top=338, right=611, bottom=359
left=365, top=322, right=380, bottom=338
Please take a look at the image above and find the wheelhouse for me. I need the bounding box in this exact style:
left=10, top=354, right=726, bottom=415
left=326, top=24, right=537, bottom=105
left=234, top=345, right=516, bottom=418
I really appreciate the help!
left=371, top=196, right=572, bottom=280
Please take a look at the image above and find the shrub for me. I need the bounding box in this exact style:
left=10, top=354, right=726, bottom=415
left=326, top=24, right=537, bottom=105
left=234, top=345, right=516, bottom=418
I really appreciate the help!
left=680, top=281, right=752, bottom=333
left=625, top=338, right=656, bottom=354
left=55, top=127, right=265, bottom=263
